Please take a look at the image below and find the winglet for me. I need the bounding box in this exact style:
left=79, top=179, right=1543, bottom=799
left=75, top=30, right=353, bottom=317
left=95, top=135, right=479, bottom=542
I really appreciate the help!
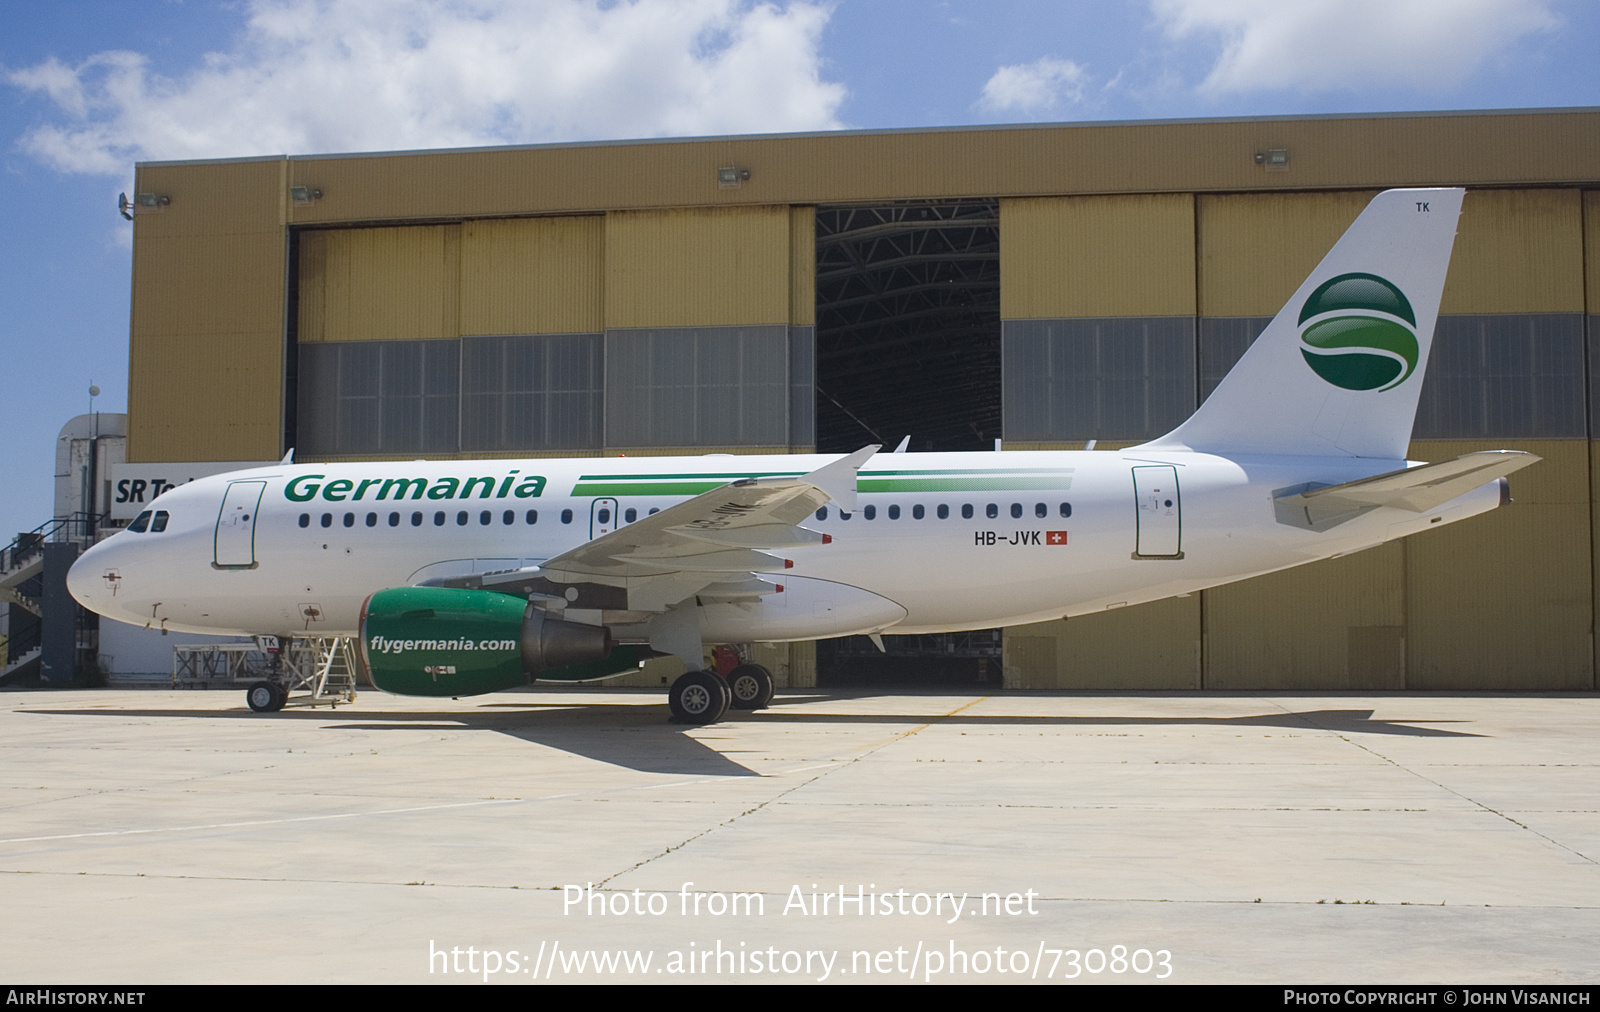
left=804, top=444, right=879, bottom=513
left=280, top=447, right=295, bottom=464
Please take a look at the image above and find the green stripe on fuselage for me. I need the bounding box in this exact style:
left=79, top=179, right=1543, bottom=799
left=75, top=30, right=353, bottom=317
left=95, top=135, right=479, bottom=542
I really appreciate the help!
left=571, top=481, right=729, bottom=496
left=573, top=465, right=1075, bottom=497
left=858, top=476, right=1074, bottom=493
left=858, top=468, right=1074, bottom=477
left=576, top=471, right=804, bottom=481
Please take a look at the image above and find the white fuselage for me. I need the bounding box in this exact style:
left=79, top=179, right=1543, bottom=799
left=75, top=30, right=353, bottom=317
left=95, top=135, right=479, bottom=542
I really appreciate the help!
left=67, top=448, right=1499, bottom=644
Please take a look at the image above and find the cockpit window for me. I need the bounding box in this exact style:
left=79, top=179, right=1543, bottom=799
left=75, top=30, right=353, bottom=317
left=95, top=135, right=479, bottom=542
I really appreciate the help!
left=150, top=511, right=170, bottom=533
left=128, top=511, right=151, bottom=533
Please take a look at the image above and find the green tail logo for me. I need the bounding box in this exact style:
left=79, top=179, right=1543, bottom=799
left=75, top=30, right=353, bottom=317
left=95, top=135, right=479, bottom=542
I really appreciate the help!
left=1298, top=272, right=1419, bottom=391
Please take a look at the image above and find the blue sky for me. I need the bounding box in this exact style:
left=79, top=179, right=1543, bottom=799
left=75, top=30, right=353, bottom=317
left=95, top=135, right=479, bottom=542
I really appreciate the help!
left=1, top=0, right=1595, bottom=541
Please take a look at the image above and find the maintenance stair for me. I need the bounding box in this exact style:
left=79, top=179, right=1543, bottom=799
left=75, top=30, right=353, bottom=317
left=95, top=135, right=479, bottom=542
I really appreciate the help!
left=0, top=528, right=47, bottom=685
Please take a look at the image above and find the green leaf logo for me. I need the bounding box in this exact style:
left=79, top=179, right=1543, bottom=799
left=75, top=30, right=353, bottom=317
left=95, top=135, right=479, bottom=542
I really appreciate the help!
left=1298, top=273, right=1419, bottom=391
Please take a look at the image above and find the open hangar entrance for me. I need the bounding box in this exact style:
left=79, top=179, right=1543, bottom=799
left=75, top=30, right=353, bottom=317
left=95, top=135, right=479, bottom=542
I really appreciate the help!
left=811, top=199, right=1003, bottom=689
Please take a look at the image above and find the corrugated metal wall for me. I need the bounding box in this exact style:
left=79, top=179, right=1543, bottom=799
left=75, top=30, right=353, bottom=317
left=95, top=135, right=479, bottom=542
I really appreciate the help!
left=1587, top=190, right=1600, bottom=686
left=461, top=216, right=604, bottom=335
left=128, top=159, right=287, bottom=463
left=604, top=205, right=792, bottom=328
left=275, top=110, right=1600, bottom=227
left=1001, top=193, right=1195, bottom=319
left=298, top=225, right=461, bottom=343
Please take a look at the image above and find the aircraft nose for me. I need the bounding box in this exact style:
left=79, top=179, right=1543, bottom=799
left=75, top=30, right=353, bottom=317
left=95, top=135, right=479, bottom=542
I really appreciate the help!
left=67, top=538, right=118, bottom=614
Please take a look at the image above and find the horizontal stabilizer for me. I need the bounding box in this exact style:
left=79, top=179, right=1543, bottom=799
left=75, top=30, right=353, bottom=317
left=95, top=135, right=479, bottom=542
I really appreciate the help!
left=1275, top=450, right=1539, bottom=531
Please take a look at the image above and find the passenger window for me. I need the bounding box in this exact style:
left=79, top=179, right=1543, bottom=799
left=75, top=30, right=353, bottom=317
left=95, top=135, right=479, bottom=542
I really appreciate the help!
left=986, top=504, right=998, bottom=519
left=526, top=510, right=538, bottom=524
left=863, top=505, right=876, bottom=520
left=1060, top=502, right=1072, bottom=518
left=502, top=511, right=514, bottom=525
left=961, top=504, right=973, bottom=520
left=625, top=508, right=637, bottom=523
left=1010, top=503, right=1022, bottom=519
left=888, top=505, right=900, bottom=520
left=937, top=504, right=948, bottom=520
left=343, top=513, right=355, bottom=527
left=598, top=508, right=611, bottom=524
left=150, top=511, right=170, bottom=533
left=321, top=513, right=333, bottom=528
left=298, top=514, right=310, bottom=529
left=561, top=509, right=573, bottom=524
left=389, top=512, right=400, bottom=527
left=839, top=511, right=852, bottom=521
left=129, top=511, right=151, bottom=533
left=456, top=511, right=468, bottom=526
left=433, top=512, right=446, bottom=526
left=912, top=504, right=924, bottom=520
left=479, top=511, right=491, bottom=525
left=816, top=507, right=828, bottom=521
left=412, top=512, right=423, bottom=527
left=366, top=512, right=377, bottom=527
left=1035, top=502, right=1047, bottom=518
left=648, top=507, right=660, bottom=515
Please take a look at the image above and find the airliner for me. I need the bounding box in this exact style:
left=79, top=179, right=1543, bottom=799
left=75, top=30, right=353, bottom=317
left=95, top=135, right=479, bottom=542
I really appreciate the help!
left=68, top=188, right=1537, bottom=723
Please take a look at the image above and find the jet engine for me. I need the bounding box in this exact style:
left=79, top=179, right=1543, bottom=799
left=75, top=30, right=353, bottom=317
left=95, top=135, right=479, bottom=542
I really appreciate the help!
left=357, top=586, right=614, bottom=696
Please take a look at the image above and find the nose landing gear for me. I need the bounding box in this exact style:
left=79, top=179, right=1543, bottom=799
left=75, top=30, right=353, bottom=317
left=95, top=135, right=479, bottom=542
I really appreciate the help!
left=246, top=680, right=288, bottom=712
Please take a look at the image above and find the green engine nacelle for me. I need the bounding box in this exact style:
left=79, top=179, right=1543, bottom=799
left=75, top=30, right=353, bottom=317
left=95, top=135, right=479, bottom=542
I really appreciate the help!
left=358, top=586, right=616, bottom=697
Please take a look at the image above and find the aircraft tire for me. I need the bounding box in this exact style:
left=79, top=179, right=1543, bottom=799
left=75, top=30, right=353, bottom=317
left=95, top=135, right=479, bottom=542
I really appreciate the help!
left=247, top=681, right=281, bottom=713
left=669, top=670, right=730, bottom=725
left=726, top=664, right=774, bottom=710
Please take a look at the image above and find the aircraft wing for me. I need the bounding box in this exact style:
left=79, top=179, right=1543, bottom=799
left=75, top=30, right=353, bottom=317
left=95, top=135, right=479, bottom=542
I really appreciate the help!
left=1275, top=450, right=1539, bottom=531
left=424, top=445, right=879, bottom=612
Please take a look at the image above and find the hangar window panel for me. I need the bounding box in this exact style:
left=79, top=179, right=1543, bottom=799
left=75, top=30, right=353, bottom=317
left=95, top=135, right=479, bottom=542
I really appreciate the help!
left=1002, top=318, right=1196, bottom=441
left=1197, top=317, right=1270, bottom=403
left=461, top=333, right=603, bottom=451
left=1591, top=315, right=1600, bottom=435
left=789, top=326, right=816, bottom=448
left=605, top=326, right=790, bottom=446
left=298, top=340, right=459, bottom=455
left=1413, top=314, right=1584, bottom=438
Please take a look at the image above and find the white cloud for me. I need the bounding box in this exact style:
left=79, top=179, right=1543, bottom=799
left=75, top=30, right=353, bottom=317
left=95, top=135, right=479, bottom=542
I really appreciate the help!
left=1151, top=0, right=1559, bottom=95
left=7, top=0, right=846, bottom=174
left=978, top=56, right=1089, bottom=115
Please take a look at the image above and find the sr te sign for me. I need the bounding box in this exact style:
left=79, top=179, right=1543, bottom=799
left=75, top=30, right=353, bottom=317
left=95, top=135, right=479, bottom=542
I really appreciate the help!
left=111, top=462, right=273, bottom=520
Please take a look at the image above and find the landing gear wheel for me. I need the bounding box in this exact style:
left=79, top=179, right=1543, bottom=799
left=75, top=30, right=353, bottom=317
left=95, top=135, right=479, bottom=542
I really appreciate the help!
left=726, top=663, right=774, bottom=710
left=669, top=669, right=731, bottom=725
left=246, top=681, right=286, bottom=713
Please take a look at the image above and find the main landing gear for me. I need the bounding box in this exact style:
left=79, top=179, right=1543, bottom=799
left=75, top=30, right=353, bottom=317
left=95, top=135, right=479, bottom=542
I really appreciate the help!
left=668, top=663, right=774, bottom=725
left=726, top=663, right=775, bottom=710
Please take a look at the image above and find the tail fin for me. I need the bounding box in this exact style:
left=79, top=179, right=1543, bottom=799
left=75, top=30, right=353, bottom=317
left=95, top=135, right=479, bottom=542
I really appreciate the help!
left=1143, top=188, right=1463, bottom=459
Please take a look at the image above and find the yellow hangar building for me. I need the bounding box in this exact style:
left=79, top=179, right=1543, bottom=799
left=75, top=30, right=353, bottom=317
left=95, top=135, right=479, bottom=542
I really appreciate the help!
left=121, top=107, right=1600, bottom=692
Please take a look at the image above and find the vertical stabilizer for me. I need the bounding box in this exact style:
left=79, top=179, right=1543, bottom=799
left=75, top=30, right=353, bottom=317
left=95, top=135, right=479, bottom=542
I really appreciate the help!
left=1142, top=188, right=1463, bottom=459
